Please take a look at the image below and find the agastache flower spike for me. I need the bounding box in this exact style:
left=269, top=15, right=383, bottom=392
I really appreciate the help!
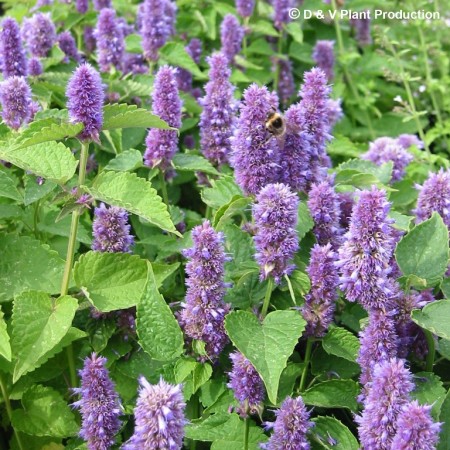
left=350, top=15, right=372, bottom=46
left=76, top=0, right=89, bottom=13
left=199, top=52, right=237, bottom=167
left=391, top=401, right=441, bottom=450
left=93, top=0, right=111, bottom=10
left=84, top=26, right=96, bottom=54
left=179, top=220, right=231, bottom=360
left=397, top=133, right=423, bottom=149
left=144, top=66, right=182, bottom=170
left=123, top=377, right=186, bottom=450
left=336, top=187, right=397, bottom=311
left=277, top=58, right=295, bottom=106
left=228, top=351, right=265, bottom=417
left=302, top=244, right=339, bottom=337
left=28, top=57, right=43, bottom=76
left=92, top=203, right=134, bottom=253
left=262, top=396, right=313, bottom=449
left=414, top=169, right=450, bottom=228
left=0, top=18, right=28, bottom=78
left=176, top=38, right=202, bottom=92
left=312, top=40, right=335, bottom=82
left=0, top=76, right=32, bottom=130
left=72, top=353, right=122, bottom=450
left=235, top=0, right=255, bottom=18
left=356, top=358, right=414, bottom=450
left=220, top=14, right=244, bottom=63
left=58, top=31, right=81, bottom=63
left=66, top=63, right=104, bottom=142
left=272, top=0, right=294, bottom=30
left=253, top=183, right=299, bottom=284
left=24, top=13, right=56, bottom=57
left=95, top=8, right=125, bottom=72
left=231, top=84, right=280, bottom=195
left=325, top=98, right=343, bottom=129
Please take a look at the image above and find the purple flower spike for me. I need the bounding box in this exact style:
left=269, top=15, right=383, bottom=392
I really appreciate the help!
left=123, top=377, right=186, bottom=450
left=0, top=17, right=27, bottom=78
left=0, top=76, right=32, bottom=130
left=28, top=57, right=43, bottom=76
left=231, top=84, right=280, bottom=195
left=414, top=169, right=450, bottom=228
left=200, top=52, right=237, bottom=167
left=356, top=358, right=414, bottom=450
left=391, top=401, right=442, bottom=450
left=302, top=244, right=339, bottom=337
left=236, top=0, right=255, bottom=18
left=350, top=15, right=371, bottom=46
left=92, top=203, right=134, bottom=253
left=312, top=40, right=335, bottom=82
left=325, top=98, right=343, bottom=129
left=58, top=31, right=81, bottom=63
left=220, top=14, right=244, bottom=63
left=66, top=63, right=104, bottom=142
left=76, top=0, right=89, bottom=13
left=84, top=26, right=96, bottom=54
left=228, top=351, right=265, bottom=417
left=140, top=0, right=172, bottom=62
left=95, top=8, right=125, bottom=72
left=253, top=183, right=299, bottom=284
left=93, top=0, right=111, bottom=10
left=362, top=137, right=414, bottom=183
left=336, top=187, right=397, bottom=311
left=307, top=179, right=343, bottom=249
left=272, top=0, right=294, bottom=30
left=144, top=66, right=182, bottom=170
left=72, top=353, right=122, bottom=450
left=179, top=220, right=231, bottom=360
left=24, top=13, right=56, bottom=57
left=263, top=396, right=313, bottom=449
left=397, top=133, right=423, bottom=149
left=277, top=58, right=295, bottom=106
left=176, top=38, right=202, bottom=92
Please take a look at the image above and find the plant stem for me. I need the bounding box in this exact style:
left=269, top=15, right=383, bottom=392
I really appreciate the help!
left=158, top=170, right=170, bottom=206
left=299, top=338, right=313, bottom=392
left=0, top=374, right=24, bottom=450
left=261, top=277, right=274, bottom=318
left=243, top=17, right=250, bottom=57
left=244, top=418, right=250, bottom=450
left=284, top=274, right=296, bottom=306
left=273, top=31, right=284, bottom=92
left=60, top=141, right=89, bottom=388
left=424, top=329, right=435, bottom=372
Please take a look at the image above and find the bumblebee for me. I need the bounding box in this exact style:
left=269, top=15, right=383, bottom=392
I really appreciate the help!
left=265, top=111, right=286, bottom=138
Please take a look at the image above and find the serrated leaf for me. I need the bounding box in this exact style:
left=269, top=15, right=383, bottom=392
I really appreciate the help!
left=11, top=291, right=78, bottom=382
left=172, top=153, right=219, bottom=175
left=412, top=300, right=450, bottom=340
left=24, top=175, right=57, bottom=206
left=201, top=176, right=243, bottom=209
left=160, top=42, right=207, bottom=79
left=74, top=251, right=148, bottom=312
left=311, top=416, right=359, bottom=450
left=152, top=261, right=180, bottom=288
left=0, top=141, right=78, bottom=184
left=0, top=307, right=11, bottom=361
left=438, top=388, right=450, bottom=450
left=0, top=171, right=22, bottom=202
left=104, top=149, right=143, bottom=171
left=11, top=385, right=78, bottom=437
left=322, top=327, right=360, bottom=362
left=0, top=235, right=66, bottom=303
left=88, top=171, right=178, bottom=235
left=412, top=372, right=446, bottom=419
left=302, top=379, right=359, bottom=411
left=193, top=363, right=213, bottom=394
left=103, top=103, right=171, bottom=130
left=225, top=310, right=306, bottom=404
left=214, top=196, right=250, bottom=230
left=136, top=263, right=184, bottom=361
left=396, top=213, right=449, bottom=286
left=298, top=201, right=314, bottom=240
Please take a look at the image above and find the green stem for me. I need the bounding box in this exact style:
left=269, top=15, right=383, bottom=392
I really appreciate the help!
left=424, top=329, right=435, bottom=372
left=243, top=17, right=250, bottom=57
left=244, top=418, right=250, bottom=450
left=0, top=374, right=24, bottom=450
left=205, top=205, right=212, bottom=221
left=261, top=277, right=274, bottom=317
left=60, top=141, right=89, bottom=389
left=273, top=32, right=284, bottom=92
left=158, top=170, right=170, bottom=206
left=299, top=338, right=313, bottom=392
left=284, top=274, right=296, bottom=306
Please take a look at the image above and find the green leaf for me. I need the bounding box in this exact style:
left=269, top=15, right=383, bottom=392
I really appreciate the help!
left=335, top=159, right=393, bottom=185
left=438, top=389, right=450, bottom=450
left=160, top=42, right=207, bottom=80
left=0, top=141, right=78, bottom=184
left=193, top=363, right=213, bottom=394
left=136, top=263, right=184, bottom=361
left=250, top=19, right=279, bottom=37
left=441, top=278, right=450, bottom=299
left=214, top=196, right=251, bottom=231
left=0, top=171, right=22, bottom=202
left=11, top=385, right=78, bottom=437
left=311, top=416, right=359, bottom=450
left=412, top=300, right=450, bottom=340
left=201, top=176, right=243, bottom=209
left=396, top=213, right=449, bottom=286
left=297, top=202, right=314, bottom=241
left=152, top=261, right=181, bottom=288
left=104, top=149, right=143, bottom=171
left=89, top=171, right=178, bottom=235
left=74, top=251, right=148, bottom=312
left=322, top=327, right=360, bottom=362
left=11, top=291, right=78, bottom=383
left=302, top=380, right=359, bottom=411
left=225, top=310, right=306, bottom=404
left=389, top=211, right=413, bottom=231
left=0, top=235, right=65, bottom=303
left=24, top=175, right=57, bottom=206
left=125, top=33, right=142, bottom=53
left=412, top=372, right=446, bottom=419
left=103, top=103, right=171, bottom=130
left=285, top=22, right=303, bottom=43
left=172, top=153, right=219, bottom=175
left=0, top=307, right=11, bottom=361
